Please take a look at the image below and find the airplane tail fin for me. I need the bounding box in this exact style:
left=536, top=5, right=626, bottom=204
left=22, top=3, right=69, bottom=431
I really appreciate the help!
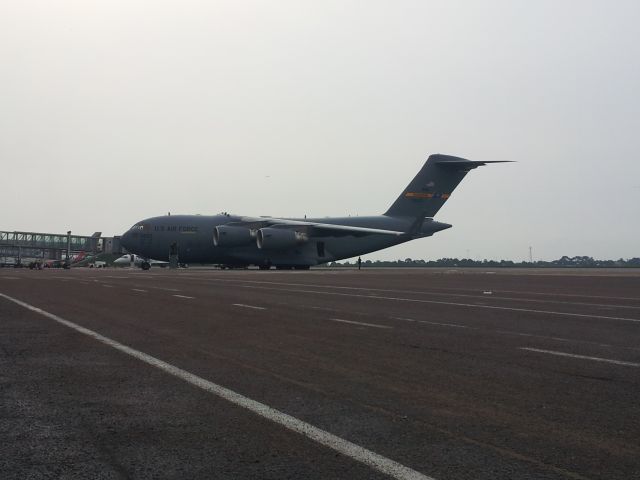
left=71, top=251, right=87, bottom=264
left=384, top=154, right=511, bottom=218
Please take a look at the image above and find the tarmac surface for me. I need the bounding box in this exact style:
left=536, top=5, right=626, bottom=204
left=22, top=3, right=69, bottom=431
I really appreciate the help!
left=1, top=267, right=639, bottom=480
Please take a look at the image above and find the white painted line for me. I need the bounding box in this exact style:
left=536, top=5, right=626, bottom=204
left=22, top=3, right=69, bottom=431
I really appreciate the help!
left=132, top=289, right=148, bottom=293
left=139, top=285, right=182, bottom=292
left=0, top=292, right=433, bottom=480
left=1, top=276, right=20, bottom=280
left=329, top=318, right=393, bottom=329
left=172, top=294, right=195, bottom=299
left=390, top=317, right=469, bottom=329
left=232, top=303, right=266, bottom=310
left=390, top=318, right=640, bottom=352
left=102, top=284, right=113, bottom=288
left=519, top=348, right=640, bottom=367
left=206, top=278, right=640, bottom=310
left=497, top=289, right=640, bottom=302
left=242, top=285, right=640, bottom=324
left=215, top=279, right=640, bottom=311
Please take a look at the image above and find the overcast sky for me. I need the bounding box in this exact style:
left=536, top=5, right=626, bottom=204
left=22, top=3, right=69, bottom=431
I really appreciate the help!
left=2, top=1, right=639, bottom=261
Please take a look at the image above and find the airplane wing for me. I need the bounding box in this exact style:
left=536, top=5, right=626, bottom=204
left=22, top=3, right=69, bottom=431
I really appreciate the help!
left=231, top=217, right=406, bottom=237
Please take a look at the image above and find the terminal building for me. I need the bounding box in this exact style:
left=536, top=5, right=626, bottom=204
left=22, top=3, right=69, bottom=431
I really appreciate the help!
left=0, top=230, right=123, bottom=266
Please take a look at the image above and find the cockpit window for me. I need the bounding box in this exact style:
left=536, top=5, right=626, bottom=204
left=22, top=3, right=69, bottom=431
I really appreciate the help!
left=131, top=224, right=145, bottom=231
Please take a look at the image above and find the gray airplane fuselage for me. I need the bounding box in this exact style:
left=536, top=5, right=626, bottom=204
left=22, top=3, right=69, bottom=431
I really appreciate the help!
left=120, top=154, right=509, bottom=268
left=120, top=214, right=450, bottom=267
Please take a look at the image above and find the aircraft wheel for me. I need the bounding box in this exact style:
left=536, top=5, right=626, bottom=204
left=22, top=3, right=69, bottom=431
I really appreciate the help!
left=294, top=265, right=310, bottom=270
left=141, top=261, right=151, bottom=270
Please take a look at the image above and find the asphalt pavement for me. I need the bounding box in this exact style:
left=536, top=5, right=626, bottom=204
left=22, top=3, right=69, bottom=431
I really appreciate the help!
left=1, top=267, right=639, bottom=479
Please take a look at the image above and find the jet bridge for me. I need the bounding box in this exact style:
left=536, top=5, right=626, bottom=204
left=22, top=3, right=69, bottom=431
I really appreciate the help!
left=0, top=230, right=119, bottom=266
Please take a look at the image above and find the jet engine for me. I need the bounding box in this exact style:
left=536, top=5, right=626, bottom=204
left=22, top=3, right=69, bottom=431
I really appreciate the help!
left=256, top=228, right=308, bottom=250
left=213, top=226, right=255, bottom=247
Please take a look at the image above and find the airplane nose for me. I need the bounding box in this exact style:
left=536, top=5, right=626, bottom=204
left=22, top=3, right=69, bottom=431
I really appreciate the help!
left=121, top=230, right=132, bottom=251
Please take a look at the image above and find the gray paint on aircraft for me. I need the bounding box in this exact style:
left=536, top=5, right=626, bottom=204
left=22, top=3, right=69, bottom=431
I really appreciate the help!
left=120, top=154, right=509, bottom=268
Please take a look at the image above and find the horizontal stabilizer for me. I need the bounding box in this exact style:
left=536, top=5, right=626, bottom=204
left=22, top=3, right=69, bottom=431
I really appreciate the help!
left=435, top=160, right=514, bottom=171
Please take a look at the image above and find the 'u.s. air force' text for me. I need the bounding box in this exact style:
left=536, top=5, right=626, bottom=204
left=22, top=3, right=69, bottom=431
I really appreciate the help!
left=154, top=226, right=198, bottom=232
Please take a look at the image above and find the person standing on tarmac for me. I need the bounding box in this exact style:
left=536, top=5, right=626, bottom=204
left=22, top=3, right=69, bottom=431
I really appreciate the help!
left=357, top=257, right=362, bottom=270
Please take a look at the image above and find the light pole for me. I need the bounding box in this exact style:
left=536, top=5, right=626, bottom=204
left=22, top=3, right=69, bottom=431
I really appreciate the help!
left=65, top=231, right=71, bottom=269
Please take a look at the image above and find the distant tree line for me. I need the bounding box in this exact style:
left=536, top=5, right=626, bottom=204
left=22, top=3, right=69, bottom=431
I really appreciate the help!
left=329, top=255, right=640, bottom=268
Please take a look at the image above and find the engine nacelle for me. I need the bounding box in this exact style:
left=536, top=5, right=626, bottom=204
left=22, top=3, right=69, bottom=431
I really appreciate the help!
left=256, top=228, right=308, bottom=250
left=213, top=226, right=255, bottom=247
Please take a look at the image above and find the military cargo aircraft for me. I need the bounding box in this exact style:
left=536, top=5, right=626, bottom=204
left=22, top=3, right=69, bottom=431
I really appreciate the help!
left=121, top=154, right=509, bottom=270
